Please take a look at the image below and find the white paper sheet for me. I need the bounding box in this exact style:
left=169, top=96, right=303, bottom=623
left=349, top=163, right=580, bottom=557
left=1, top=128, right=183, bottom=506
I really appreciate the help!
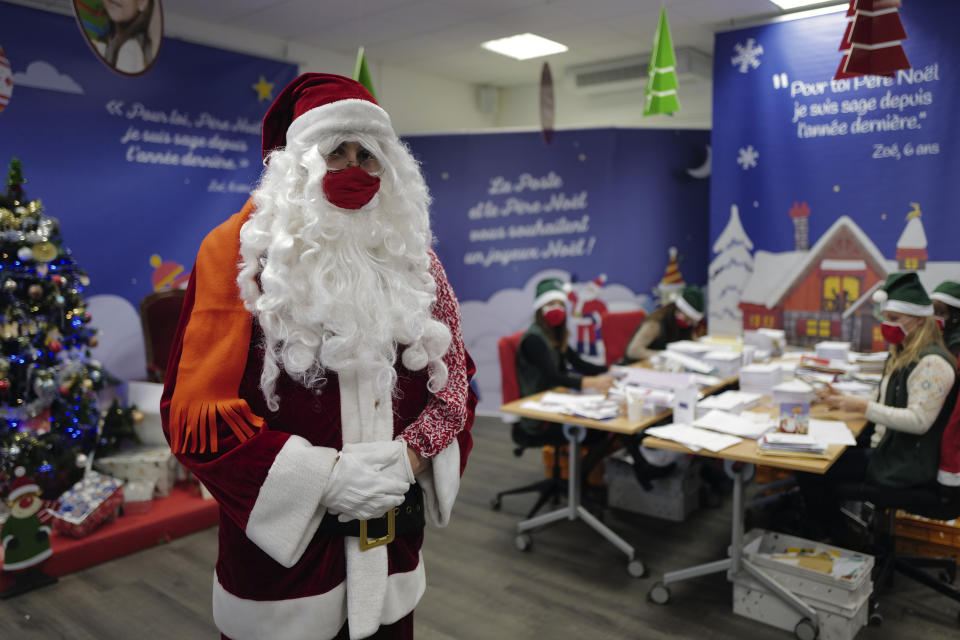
left=693, top=409, right=775, bottom=439
left=645, top=423, right=743, bottom=453
left=807, top=418, right=856, bottom=446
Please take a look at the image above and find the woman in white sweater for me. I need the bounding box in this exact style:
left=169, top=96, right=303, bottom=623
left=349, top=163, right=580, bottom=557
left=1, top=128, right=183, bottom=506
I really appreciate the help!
left=797, top=273, right=958, bottom=540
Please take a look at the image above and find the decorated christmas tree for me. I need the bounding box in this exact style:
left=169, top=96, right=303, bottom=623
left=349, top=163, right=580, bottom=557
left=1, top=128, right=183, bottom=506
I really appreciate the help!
left=0, top=159, right=136, bottom=501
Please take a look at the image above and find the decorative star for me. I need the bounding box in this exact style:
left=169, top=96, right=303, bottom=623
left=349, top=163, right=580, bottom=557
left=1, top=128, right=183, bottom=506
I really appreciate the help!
left=252, top=76, right=274, bottom=102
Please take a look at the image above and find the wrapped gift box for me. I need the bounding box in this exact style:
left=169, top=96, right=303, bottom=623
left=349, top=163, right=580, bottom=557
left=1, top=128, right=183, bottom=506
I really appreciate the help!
left=51, top=471, right=124, bottom=538
left=94, top=446, right=179, bottom=497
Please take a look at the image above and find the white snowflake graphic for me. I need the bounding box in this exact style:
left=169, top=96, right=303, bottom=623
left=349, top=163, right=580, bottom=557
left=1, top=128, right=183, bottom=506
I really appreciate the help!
left=737, top=145, right=759, bottom=170
left=731, top=38, right=764, bottom=73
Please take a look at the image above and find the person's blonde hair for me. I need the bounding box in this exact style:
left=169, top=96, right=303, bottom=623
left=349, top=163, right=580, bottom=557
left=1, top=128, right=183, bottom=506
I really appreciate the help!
left=886, top=316, right=947, bottom=372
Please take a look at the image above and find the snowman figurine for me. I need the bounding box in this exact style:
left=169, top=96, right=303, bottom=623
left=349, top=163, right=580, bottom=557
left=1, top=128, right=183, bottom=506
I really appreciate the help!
left=1, top=467, right=57, bottom=598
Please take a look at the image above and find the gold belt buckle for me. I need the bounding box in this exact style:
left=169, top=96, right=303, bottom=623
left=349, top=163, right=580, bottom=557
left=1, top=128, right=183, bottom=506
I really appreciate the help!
left=358, top=508, right=396, bottom=551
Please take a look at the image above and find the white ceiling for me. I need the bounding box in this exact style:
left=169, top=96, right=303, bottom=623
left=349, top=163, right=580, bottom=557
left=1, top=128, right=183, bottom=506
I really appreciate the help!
left=10, top=0, right=829, bottom=86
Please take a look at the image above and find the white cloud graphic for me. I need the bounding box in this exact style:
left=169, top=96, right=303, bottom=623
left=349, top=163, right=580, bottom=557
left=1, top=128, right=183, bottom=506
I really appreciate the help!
left=13, top=61, right=84, bottom=94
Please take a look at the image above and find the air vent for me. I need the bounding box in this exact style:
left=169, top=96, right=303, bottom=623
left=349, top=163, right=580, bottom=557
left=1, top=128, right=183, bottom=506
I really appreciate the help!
left=566, top=48, right=711, bottom=95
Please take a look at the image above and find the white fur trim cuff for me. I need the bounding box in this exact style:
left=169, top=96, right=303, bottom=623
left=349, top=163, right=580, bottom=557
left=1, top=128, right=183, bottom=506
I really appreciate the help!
left=674, top=295, right=704, bottom=322
left=883, top=299, right=934, bottom=317
left=212, top=560, right=425, bottom=640
left=287, top=99, right=394, bottom=146
left=938, top=469, right=960, bottom=487
left=246, top=436, right=338, bottom=568
left=417, top=440, right=460, bottom=527
left=931, top=292, right=960, bottom=309
left=534, top=290, right=567, bottom=311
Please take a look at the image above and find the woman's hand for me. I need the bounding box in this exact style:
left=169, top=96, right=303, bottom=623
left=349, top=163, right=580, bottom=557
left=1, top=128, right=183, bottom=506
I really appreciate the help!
left=816, top=389, right=868, bottom=414
left=582, top=374, right=615, bottom=394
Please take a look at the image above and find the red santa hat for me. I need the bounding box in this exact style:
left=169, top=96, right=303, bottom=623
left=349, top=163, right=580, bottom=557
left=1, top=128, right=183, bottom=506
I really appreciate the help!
left=7, top=466, right=40, bottom=501
left=261, top=73, right=394, bottom=158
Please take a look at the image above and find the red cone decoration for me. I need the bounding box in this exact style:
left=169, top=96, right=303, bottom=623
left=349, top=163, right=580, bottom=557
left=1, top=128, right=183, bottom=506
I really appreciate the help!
left=835, top=0, right=910, bottom=80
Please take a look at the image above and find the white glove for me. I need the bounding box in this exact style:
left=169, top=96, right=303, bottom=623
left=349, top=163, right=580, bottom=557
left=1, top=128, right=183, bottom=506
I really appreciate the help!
left=343, top=439, right=416, bottom=484
left=321, top=444, right=411, bottom=523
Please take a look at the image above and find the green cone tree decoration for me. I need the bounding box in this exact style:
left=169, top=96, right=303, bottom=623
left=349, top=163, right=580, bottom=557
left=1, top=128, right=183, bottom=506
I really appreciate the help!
left=643, top=7, right=680, bottom=116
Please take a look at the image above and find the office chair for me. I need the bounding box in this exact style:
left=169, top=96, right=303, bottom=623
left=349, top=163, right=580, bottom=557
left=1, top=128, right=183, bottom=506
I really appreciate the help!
left=599, top=309, right=646, bottom=366
left=139, top=288, right=187, bottom=382
left=490, top=331, right=569, bottom=519
left=839, top=482, right=960, bottom=625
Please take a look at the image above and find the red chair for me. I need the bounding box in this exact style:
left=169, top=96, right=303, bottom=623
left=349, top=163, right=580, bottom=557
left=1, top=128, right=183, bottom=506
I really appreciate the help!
left=491, top=331, right=567, bottom=518
left=599, top=309, right=647, bottom=366
left=139, top=289, right=188, bottom=382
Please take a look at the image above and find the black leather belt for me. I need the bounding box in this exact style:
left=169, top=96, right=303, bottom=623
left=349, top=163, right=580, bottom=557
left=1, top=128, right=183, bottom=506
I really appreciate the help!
left=318, top=484, right=425, bottom=549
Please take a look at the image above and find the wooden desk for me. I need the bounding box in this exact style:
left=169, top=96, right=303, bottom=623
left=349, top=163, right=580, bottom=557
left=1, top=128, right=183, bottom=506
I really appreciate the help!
left=644, top=402, right=868, bottom=634
left=642, top=403, right=867, bottom=473
left=498, top=375, right=740, bottom=436
left=498, top=374, right=739, bottom=577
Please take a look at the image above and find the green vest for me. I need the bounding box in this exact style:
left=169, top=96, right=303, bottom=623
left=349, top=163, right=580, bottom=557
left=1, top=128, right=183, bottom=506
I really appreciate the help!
left=515, top=323, right=561, bottom=434
left=866, top=344, right=959, bottom=488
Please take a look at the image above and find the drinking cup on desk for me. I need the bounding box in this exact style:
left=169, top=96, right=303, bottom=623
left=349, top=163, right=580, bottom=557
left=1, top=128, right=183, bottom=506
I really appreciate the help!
left=627, top=394, right=645, bottom=422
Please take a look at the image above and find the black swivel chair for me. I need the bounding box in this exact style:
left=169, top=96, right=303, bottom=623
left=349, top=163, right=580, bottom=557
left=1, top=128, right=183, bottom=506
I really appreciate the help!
left=840, top=482, right=960, bottom=625
left=490, top=331, right=568, bottom=519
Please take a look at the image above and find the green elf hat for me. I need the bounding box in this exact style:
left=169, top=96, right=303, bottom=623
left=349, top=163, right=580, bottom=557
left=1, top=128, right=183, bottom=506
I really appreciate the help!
left=673, top=285, right=705, bottom=322
left=931, top=281, right=960, bottom=310
left=872, top=272, right=934, bottom=316
left=533, top=278, right=570, bottom=310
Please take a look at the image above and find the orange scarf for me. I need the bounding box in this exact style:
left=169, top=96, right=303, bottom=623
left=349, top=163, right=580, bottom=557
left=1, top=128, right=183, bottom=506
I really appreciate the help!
left=168, top=200, right=265, bottom=453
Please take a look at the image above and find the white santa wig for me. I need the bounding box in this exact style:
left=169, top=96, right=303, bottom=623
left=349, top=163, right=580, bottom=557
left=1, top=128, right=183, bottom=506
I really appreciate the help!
left=237, top=127, right=451, bottom=411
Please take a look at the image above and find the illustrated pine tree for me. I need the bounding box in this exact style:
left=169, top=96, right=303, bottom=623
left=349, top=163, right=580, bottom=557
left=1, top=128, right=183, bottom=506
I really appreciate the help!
left=709, top=205, right=755, bottom=335
left=0, top=159, right=136, bottom=501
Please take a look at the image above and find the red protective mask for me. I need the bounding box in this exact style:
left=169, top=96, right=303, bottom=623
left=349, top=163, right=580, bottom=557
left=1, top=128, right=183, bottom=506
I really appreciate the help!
left=880, top=321, right=907, bottom=345
left=544, top=308, right=566, bottom=327
left=322, top=167, right=381, bottom=210
left=936, top=316, right=946, bottom=331
left=675, top=314, right=692, bottom=329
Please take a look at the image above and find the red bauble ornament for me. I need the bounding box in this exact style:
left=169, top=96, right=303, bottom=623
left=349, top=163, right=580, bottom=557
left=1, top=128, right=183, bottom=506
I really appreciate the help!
left=59, top=384, right=71, bottom=396
left=49, top=340, right=63, bottom=353
left=51, top=275, right=64, bottom=286
left=0, top=379, right=9, bottom=393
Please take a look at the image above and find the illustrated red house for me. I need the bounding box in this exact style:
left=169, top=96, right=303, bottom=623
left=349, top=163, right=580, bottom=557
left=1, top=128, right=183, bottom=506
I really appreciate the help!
left=738, top=215, right=889, bottom=349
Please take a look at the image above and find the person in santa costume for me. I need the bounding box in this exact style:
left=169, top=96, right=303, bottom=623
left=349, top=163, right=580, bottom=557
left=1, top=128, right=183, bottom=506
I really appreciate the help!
left=161, top=73, right=476, bottom=640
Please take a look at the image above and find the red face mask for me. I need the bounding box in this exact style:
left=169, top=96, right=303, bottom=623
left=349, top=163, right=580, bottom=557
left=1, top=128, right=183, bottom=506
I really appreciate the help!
left=880, top=321, right=907, bottom=345
left=675, top=313, right=692, bottom=329
left=544, top=308, right=566, bottom=327
left=936, top=316, right=946, bottom=331
left=322, top=167, right=381, bottom=210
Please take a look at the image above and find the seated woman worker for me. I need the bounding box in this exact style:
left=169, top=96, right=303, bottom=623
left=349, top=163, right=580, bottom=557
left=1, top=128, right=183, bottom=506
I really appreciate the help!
left=931, top=280, right=960, bottom=361
left=797, top=272, right=959, bottom=540
left=623, top=285, right=705, bottom=364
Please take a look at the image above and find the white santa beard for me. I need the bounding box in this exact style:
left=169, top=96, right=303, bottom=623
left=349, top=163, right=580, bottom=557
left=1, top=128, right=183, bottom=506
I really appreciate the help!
left=240, top=172, right=450, bottom=410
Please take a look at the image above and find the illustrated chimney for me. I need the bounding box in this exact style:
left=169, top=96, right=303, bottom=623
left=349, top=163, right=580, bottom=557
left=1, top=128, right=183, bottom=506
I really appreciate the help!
left=789, top=201, right=811, bottom=251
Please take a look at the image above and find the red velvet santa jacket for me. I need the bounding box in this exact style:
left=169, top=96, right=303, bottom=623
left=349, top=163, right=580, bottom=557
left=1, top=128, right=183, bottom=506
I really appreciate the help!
left=161, top=246, right=475, bottom=640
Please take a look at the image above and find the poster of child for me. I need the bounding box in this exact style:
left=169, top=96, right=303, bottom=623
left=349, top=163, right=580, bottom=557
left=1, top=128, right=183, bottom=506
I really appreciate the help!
left=73, top=0, right=163, bottom=76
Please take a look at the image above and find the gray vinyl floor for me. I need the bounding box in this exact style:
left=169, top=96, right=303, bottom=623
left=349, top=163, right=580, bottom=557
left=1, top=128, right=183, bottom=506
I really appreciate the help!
left=2, top=415, right=958, bottom=639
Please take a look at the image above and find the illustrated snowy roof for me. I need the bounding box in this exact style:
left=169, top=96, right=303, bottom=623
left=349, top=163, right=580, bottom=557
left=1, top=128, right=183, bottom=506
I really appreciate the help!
left=896, top=217, right=927, bottom=249
left=740, top=215, right=888, bottom=309
left=739, top=250, right=806, bottom=306
left=886, top=260, right=960, bottom=294
left=713, top=204, right=754, bottom=254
